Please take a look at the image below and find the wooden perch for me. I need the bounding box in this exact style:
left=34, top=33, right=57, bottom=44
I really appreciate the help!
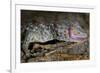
left=45, top=39, right=88, bottom=56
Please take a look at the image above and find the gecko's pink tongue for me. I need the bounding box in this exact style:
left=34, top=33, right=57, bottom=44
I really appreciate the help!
left=71, top=32, right=87, bottom=40
left=65, top=26, right=87, bottom=42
